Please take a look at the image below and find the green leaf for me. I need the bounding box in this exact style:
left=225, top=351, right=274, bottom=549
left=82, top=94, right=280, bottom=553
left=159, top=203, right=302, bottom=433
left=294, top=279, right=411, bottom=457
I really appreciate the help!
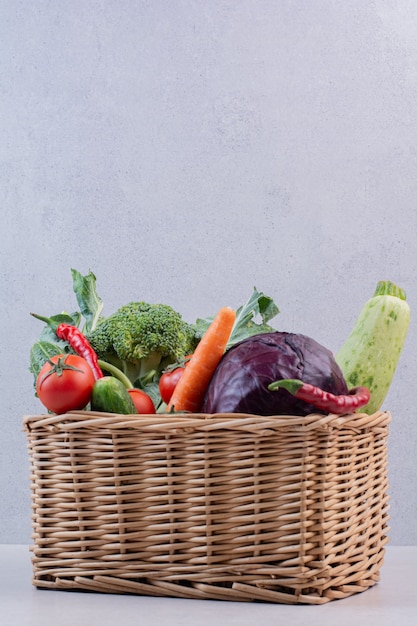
left=29, top=340, right=73, bottom=380
left=29, top=309, right=81, bottom=390
left=71, top=269, right=104, bottom=334
left=194, top=287, right=280, bottom=348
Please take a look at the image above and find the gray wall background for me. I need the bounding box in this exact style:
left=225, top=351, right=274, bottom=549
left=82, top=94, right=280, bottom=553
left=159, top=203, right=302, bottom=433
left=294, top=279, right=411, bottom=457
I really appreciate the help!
left=1, top=0, right=416, bottom=545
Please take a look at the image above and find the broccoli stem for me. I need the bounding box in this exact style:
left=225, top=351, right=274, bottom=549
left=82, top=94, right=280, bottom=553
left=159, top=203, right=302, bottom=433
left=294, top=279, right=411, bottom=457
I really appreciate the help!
left=97, top=359, right=133, bottom=389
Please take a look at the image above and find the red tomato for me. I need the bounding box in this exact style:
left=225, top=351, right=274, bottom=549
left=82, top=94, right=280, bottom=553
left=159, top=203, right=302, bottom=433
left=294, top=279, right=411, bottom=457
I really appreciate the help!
left=36, top=354, right=95, bottom=414
left=128, top=389, right=155, bottom=414
left=159, top=366, right=186, bottom=404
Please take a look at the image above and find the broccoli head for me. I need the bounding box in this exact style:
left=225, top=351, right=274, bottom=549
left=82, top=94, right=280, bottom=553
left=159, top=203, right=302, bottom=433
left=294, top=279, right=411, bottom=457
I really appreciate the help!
left=87, top=302, right=199, bottom=385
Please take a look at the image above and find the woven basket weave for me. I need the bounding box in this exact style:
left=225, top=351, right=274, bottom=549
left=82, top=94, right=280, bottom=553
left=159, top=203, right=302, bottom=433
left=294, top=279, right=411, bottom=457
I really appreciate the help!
left=23, top=410, right=390, bottom=604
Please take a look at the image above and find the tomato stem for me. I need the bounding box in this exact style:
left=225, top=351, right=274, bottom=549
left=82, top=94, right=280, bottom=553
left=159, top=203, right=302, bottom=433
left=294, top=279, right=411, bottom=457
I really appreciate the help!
left=38, top=356, right=85, bottom=385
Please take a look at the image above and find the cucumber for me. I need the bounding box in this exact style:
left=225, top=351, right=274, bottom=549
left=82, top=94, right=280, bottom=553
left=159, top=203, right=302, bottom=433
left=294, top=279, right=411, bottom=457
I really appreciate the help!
left=336, top=280, right=410, bottom=414
left=91, top=376, right=138, bottom=414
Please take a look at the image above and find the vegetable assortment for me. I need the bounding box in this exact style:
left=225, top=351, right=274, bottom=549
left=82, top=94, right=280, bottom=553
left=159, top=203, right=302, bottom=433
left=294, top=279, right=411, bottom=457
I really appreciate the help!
left=29, top=269, right=410, bottom=417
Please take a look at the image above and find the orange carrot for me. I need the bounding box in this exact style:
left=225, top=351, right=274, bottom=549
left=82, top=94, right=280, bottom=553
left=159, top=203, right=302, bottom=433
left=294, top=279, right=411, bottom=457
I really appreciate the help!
left=166, top=306, right=236, bottom=413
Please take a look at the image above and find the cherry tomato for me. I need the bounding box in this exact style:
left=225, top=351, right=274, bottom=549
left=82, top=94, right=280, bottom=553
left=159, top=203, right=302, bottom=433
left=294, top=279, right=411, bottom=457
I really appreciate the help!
left=128, top=389, right=155, bottom=414
left=36, top=354, right=95, bottom=414
left=159, top=366, right=186, bottom=404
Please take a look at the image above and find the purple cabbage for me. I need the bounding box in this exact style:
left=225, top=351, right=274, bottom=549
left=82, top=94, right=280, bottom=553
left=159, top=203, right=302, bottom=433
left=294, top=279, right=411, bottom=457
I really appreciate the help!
left=202, top=331, right=348, bottom=416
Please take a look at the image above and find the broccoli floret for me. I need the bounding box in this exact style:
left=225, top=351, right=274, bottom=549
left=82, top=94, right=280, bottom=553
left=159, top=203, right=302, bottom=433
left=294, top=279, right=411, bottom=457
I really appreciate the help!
left=87, top=302, right=199, bottom=385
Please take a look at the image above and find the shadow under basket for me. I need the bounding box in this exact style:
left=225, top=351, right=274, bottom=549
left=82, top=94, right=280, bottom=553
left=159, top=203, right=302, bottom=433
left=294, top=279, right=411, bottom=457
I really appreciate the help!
left=23, top=410, right=391, bottom=605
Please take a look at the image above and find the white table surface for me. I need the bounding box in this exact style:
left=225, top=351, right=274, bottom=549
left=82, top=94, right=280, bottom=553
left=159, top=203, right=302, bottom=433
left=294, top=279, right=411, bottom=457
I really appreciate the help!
left=1, top=545, right=416, bottom=626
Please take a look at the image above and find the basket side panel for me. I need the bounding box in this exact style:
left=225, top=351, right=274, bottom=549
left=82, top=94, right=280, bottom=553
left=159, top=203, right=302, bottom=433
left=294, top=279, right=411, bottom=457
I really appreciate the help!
left=306, top=425, right=390, bottom=598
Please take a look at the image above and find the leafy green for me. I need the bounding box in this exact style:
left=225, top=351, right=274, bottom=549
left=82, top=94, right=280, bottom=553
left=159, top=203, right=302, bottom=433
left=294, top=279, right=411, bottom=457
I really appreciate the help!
left=29, top=341, right=72, bottom=383
left=29, top=270, right=102, bottom=384
left=29, top=312, right=81, bottom=380
left=71, top=269, right=103, bottom=334
left=195, top=287, right=280, bottom=348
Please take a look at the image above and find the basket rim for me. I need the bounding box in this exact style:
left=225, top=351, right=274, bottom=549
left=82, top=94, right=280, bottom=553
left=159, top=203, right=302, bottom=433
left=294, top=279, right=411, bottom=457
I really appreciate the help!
left=23, top=409, right=391, bottom=433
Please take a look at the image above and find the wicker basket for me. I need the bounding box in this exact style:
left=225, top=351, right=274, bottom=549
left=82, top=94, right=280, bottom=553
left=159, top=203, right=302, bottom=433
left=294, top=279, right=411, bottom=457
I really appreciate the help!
left=23, top=410, right=390, bottom=604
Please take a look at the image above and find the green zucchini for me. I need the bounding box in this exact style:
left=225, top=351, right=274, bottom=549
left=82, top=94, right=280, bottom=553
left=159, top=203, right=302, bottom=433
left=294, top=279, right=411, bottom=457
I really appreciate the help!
left=91, top=376, right=137, bottom=414
left=336, top=280, right=410, bottom=414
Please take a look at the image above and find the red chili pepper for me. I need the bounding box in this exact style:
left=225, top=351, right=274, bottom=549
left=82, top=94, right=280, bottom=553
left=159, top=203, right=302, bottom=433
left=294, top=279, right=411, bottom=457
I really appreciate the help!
left=31, top=312, right=103, bottom=381
left=268, top=379, right=371, bottom=414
